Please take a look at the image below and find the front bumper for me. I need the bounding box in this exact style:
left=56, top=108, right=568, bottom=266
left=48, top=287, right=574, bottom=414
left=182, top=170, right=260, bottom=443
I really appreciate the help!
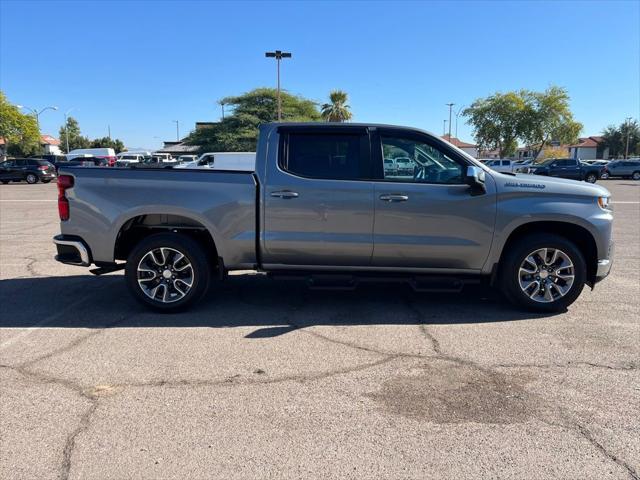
left=594, top=242, right=614, bottom=283
left=53, top=235, right=91, bottom=266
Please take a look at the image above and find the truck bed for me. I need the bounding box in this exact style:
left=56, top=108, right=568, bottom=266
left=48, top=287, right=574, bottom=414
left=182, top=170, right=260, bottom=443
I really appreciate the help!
left=59, top=167, right=259, bottom=268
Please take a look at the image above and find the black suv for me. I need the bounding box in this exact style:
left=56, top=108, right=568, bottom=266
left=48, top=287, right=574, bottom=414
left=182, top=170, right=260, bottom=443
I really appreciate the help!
left=0, top=158, right=57, bottom=184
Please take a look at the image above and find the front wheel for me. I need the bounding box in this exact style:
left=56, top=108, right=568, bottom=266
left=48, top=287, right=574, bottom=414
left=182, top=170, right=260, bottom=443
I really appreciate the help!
left=600, top=171, right=610, bottom=180
left=632, top=171, right=640, bottom=181
left=25, top=173, right=38, bottom=184
left=585, top=173, right=597, bottom=183
left=125, top=233, right=211, bottom=312
left=500, top=234, right=586, bottom=312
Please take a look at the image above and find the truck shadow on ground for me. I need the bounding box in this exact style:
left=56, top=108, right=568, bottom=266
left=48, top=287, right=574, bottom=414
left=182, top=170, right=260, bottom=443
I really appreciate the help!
left=0, top=273, right=557, bottom=331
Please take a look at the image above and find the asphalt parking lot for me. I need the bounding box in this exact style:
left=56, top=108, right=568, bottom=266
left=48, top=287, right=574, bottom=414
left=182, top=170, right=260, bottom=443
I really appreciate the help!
left=0, top=180, right=638, bottom=480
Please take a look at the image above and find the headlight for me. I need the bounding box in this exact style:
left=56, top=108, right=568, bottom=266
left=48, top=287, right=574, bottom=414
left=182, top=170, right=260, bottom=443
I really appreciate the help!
left=597, top=196, right=611, bottom=210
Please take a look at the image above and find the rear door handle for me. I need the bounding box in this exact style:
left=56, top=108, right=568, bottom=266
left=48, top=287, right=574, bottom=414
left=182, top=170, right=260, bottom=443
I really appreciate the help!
left=270, top=190, right=299, bottom=199
left=379, top=194, right=409, bottom=202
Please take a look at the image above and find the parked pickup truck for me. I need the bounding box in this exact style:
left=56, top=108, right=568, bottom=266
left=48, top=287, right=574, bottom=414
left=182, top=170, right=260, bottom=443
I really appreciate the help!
left=527, top=157, right=604, bottom=183
left=53, top=123, right=614, bottom=312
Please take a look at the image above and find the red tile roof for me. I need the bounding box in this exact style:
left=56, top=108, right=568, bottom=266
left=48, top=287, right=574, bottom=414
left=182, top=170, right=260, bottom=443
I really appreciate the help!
left=568, top=136, right=604, bottom=148
left=40, top=134, right=60, bottom=146
left=441, top=135, right=476, bottom=148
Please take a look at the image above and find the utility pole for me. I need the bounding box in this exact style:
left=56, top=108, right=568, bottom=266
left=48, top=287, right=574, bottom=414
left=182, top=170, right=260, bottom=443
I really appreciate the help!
left=443, top=119, right=447, bottom=136
left=624, top=117, right=632, bottom=159
left=220, top=101, right=225, bottom=120
left=173, top=120, right=180, bottom=141
left=446, top=103, right=455, bottom=140
left=265, top=50, right=292, bottom=121
left=108, top=125, right=111, bottom=140
left=18, top=105, right=58, bottom=154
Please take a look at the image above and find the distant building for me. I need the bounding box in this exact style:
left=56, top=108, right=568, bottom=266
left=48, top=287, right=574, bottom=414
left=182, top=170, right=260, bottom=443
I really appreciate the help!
left=567, top=136, right=609, bottom=160
left=441, top=135, right=478, bottom=158
left=41, top=135, right=62, bottom=155
left=156, top=141, right=200, bottom=157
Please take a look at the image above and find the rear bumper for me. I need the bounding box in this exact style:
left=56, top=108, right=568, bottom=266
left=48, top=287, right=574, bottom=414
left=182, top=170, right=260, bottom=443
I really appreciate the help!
left=53, top=235, right=91, bottom=266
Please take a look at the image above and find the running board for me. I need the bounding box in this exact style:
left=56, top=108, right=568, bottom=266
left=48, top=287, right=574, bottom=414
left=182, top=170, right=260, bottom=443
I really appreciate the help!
left=90, top=263, right=126, bottom=275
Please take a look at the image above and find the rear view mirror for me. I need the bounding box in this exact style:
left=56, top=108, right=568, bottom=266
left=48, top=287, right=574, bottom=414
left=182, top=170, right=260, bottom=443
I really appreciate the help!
left=465, top=165, right=486, bottom=195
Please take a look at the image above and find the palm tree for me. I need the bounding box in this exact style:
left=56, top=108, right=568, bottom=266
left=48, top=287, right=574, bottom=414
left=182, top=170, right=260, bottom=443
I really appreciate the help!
left=321, top=90, right=353, bottom=122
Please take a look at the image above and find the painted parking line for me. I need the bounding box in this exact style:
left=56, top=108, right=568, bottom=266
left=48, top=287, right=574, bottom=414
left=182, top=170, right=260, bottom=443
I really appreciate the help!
left=0, top=199, right=57, bottom=202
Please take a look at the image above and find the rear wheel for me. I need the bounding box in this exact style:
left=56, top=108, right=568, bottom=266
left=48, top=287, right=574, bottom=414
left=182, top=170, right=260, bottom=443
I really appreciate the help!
left=600, top=171, right=610, bottom=179
left=632, top=171, right=640, bottom=180
left=1, top=180, right=8, bottom=185
left=125, top=233, right=211, bottom=312
left=500, top=234, right=586, bottom=312
left=25, top=173, right=38, bottom=184
left=585, top=173, right=597, bottom=183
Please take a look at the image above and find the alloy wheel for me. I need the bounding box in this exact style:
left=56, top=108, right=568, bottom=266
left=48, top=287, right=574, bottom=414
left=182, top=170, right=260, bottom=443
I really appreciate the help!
left=137, top=247, right=194, bottom=303
left=517, top=248, right=575, bottom=303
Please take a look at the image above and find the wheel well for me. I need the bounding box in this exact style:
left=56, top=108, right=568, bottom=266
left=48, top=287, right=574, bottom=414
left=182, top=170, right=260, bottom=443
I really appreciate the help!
left=114, top=214, right=219, bottom=267
left=499, top=221, right=598, bottom=285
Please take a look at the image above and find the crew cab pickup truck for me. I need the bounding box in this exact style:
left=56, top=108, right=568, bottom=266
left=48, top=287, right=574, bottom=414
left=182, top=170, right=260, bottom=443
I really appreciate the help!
left=53, top=123, right=614, bottom=312
left=527, top=157, right=604, bottom=183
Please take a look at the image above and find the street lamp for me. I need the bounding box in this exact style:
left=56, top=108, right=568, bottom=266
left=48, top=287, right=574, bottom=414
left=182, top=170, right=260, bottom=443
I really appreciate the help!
left=265, top=50, right=292, bottom=121
left=64, top=108, right=76, bottom=154
left=624, top=117, right=633, bottom=159
left=173, top=120, right=180, bottom=141
left=454, top=105, right=466, bottom=139
left=446, top=103, right=455, bottom=140
left=443, top=119, right=448, bottom=136
left=19, top=105, right=58, bottom=154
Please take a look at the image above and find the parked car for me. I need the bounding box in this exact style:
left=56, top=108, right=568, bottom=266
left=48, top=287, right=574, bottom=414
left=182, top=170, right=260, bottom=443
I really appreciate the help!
left=149, top=153, right=176, bottom=164
left=600, top=160, right=640, bottom=180
left=116, top=153, right=146, bottom=167
left=0, top=158, right=57, bottom=184
left=513, top=159, right=534, bottom=173
left=177, top=155, right=198, bottom=163
left=383, top=158, right=398, bottom=176
left=527, top=158, right=604, bottom=183
left=52, top=156, right=109, bottom=172
left=394, top=157, right=414, bottom=175
left=36, top=154, right=67, bottom=164
left=53, top=122, right=613, bottom=313
left=67, top=148, right=117, bottom=167
left=174, top=152, right=256, bottom=171
left=485, top=159, right=516, bottom=173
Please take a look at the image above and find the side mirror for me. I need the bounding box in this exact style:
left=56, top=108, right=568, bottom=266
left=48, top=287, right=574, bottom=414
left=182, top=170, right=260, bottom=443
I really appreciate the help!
left=465, top=165, right=486, bottom=195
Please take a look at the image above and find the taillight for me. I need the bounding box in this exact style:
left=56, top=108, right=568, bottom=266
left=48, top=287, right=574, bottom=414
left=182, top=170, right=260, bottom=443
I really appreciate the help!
left=38, top=165, right=48, bottom=171
left=58, top=175, right=74, bottom=221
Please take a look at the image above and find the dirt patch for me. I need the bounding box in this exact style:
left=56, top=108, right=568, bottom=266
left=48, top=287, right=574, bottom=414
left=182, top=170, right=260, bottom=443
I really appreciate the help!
left=85, top=384, right=122, bottom=398
left=369, top=361, right=536, bottom=424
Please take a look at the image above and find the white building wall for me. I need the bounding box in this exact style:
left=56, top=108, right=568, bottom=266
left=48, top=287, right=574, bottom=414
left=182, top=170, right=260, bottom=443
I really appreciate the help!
left=461, top=146, right=478, bottom=158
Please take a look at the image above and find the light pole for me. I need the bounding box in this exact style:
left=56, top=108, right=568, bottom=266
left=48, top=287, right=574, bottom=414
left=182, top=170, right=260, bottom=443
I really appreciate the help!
left=265, top=50, right=292, bottom=121
left=446, top=103, right=455, bottom=140
left=455, top=105, right=466, bottom=139
left=63, top=108, right=76, bottom=154
left=219, top=100, right=226, bottom=120
left=173, top=120, right=180, bottom=141
left=18, top=105, right=58, bottom=154
left=624, top=117, right=633, bottom=159
left=443, top=119, right=447, bottom=136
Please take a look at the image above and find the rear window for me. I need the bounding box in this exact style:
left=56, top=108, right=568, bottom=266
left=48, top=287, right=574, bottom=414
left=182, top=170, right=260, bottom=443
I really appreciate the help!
left=283, top=133, right=363, bottom=180
left=30, top=159, right=50, bottom=166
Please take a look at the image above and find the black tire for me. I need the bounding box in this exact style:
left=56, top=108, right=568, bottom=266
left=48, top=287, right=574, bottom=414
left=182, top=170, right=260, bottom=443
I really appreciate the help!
left=41, top=179, right=52, bottom=184
left=499, top=233, right=586, bottom=312
left=600, top=171, right=610, bottom=180
left=1, top=181, right=8, bottom=185
left=632, top=171, right=640, bottom=181
left=585, top=173, right=597, bottom=183
left=125, top=233, right=211, bottom=312
left=25, top=173, right=38, bottom=184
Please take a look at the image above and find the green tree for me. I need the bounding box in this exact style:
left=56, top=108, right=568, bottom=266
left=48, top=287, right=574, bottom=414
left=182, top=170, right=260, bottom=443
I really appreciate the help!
left=0, top=91, right=40, bottom=157
left=463, top=86, right=582, bottom=158
left=90, top=137, right=126, bottom=153
left=321, top=90, right=353, bottom=122
left=602, top=120, right=639, bottom=158
left=186, top=88, right=321, bottom=152
left=519, top=86, right=582, bottom=159
left=59, top=116, right=90, bottom=152
left=463, top=91, right=525, bottom=157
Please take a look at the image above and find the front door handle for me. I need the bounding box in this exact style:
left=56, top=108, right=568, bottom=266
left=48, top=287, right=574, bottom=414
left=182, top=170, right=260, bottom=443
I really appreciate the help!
left=270, top=190, right=299, bottom=199
left=379, top=194, right=409, bottom=202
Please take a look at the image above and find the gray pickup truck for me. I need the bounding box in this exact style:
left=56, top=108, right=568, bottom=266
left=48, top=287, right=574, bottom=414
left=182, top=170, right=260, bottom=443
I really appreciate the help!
left=53, top=123, right=614, bottom=312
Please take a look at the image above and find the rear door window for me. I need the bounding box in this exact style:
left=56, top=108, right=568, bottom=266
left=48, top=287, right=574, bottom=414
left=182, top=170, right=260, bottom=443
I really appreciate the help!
left=282, top=133, right=367, bottom=180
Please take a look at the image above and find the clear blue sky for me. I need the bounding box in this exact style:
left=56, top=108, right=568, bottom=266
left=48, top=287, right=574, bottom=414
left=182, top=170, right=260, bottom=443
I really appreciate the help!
left=1, top=0, right=638, bottom=150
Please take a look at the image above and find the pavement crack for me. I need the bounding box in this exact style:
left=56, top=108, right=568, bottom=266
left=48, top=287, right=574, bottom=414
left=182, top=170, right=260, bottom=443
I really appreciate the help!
left=492, top=361, right=638, bottom=371
left=575, top=423, right=639, bottom=479
left=402, top=295, right=442, bottom=354
left=59, top=401, right=98, bottom=480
